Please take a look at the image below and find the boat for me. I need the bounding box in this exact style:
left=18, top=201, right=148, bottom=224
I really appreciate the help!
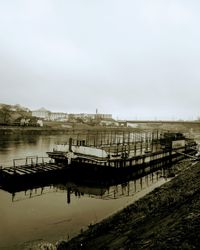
left=46, top=132, right=198, bottom=170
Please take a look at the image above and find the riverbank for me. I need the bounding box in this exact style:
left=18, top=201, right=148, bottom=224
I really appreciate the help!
left=57, top=160, right=200, bottom=249
left=0, top=122, right=199, bottom=136
left=0, top=126, right=72, bottom=135
left=0, top=125, right=124, bottom=135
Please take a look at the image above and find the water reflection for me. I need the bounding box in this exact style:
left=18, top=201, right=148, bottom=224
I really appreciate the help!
left=0, top=134, right=39, bottom=149
left=6, top=169, right=167, bottom=204
left=0, top=134, right=71, bottom=167
left=0, top=133, right=171, bottom=249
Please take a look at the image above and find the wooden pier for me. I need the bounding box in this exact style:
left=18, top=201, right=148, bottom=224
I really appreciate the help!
left=1, top=162, right=64, bottom=176
left=0, top=156, right=68, bottom=187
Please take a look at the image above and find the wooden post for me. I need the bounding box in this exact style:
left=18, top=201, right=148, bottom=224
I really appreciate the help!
left=140, top=133, right=143, bottom=155
left=69, top=138, right=73, bottom=152
left=155, top=130, right=159, bottom=151
left=86, top=132, right=89, bottom=146
left=128, top=131, right=130, bottom=155
left=134, top=133, right=137, bottom=156
left=77, top=133, right=79, bottom=146
left=151, top=132, right=154, bottom=152
left=145, top=132, right=148, bottom=151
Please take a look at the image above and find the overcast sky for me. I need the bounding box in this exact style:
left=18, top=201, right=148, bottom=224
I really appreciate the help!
left=0, top=0, right=200, bottom=120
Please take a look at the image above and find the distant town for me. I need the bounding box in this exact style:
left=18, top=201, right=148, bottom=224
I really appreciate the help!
left=0, top=103, right=200, bottom=130
left=0, top=103, right=121, bottom=128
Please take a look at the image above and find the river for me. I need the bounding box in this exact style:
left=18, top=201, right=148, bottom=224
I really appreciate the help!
left=0, top=134, right=170, bottom=250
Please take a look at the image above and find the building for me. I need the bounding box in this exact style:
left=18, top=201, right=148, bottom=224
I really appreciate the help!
left=32, top=108, right=112, bottom=122
left=32, top=108, right=50, bottom=119
left=32, top=108, right=68, bottom=121
left=68, top=113, right=112, bottom=121
left=95, top=113, right=112, bottom=120
left=49, top=112, right=68, bottom=121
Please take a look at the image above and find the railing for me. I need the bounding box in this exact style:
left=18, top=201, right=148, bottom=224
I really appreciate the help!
left=12, top=156, right=54, bottom=168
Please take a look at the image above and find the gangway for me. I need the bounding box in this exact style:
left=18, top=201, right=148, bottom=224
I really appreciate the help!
left=175, top=150, right=199, bottom=160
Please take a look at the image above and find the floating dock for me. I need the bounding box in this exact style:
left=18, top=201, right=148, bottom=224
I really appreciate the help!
left=0, top=156, right=68, bottom=187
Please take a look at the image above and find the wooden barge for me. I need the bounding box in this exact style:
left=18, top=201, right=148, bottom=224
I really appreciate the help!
left=47, top=132, right=198, bottom=171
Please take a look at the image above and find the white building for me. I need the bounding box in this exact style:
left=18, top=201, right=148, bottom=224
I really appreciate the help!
left=49, top=112, right=68, bottom=121
left=32, top=108, right=68, bottom=121
left=32, top=108, right=50, bottom=119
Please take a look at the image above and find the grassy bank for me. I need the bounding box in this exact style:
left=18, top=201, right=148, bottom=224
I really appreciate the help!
left=0, top=126, right=73, bottom=135
left=0, top=125, right=143, bottom=136
left=57, top=161, right=200, bottom=249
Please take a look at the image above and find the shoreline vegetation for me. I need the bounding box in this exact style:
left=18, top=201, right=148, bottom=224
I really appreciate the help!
left=0, top=125, right=110, bottom=135
left=55, top=160, right=200, bottom=250
left=1, top=122, right=200, bottom=136
left=0, top=125, right=149, bottom=136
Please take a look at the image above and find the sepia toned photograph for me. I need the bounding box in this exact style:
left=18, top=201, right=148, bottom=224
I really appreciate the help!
left=0, top=1, right=200, bottom=249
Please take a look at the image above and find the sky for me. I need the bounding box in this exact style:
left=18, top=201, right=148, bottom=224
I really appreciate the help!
left=0, top=0, right=200, bottom=120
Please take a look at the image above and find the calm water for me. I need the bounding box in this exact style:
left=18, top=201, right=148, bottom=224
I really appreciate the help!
left=0, top=134, right=169, bottom=250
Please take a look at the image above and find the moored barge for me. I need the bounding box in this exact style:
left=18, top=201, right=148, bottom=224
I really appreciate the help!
left=47, top=132, right=198, bottom=174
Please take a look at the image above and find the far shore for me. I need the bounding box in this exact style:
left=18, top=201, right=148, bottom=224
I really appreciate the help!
left=0, top=125, right=147, bottom=136
left=0, top=125, right=108, bottom=135
left=1, top=120, right=200, bottom=136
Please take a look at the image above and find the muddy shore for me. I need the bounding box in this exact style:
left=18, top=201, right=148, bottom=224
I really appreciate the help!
left=57, top=160, right=200, bottom=249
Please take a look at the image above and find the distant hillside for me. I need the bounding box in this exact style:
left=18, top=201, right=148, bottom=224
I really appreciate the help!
left=0, top=103, right=31, bottom=124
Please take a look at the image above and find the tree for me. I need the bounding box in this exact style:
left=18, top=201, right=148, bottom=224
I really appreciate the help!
left=0, top=104, right=12, bottom=124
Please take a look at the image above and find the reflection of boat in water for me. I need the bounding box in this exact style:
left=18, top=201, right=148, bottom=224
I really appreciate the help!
left=57, top=183, right=107, bottom=197
left=5, top=167, right=171, bottom=203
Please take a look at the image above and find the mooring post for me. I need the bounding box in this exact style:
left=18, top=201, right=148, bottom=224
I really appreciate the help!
left=69, top=137, right=73, bottom=152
